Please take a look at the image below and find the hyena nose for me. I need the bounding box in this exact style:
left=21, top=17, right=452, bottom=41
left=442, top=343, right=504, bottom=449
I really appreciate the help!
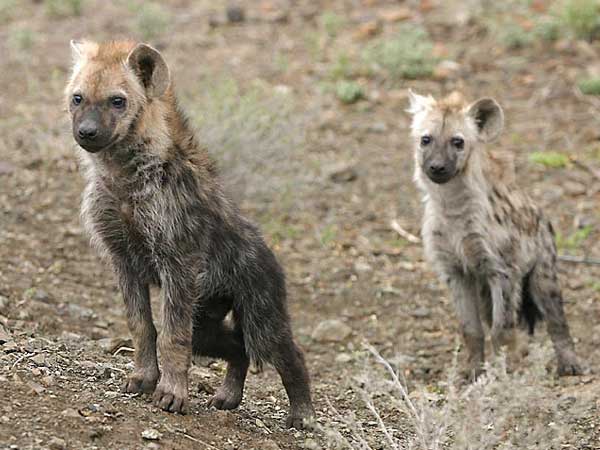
left=78, top=123, right=98, bottom=140
left=429, top=162, right=447, bottom=175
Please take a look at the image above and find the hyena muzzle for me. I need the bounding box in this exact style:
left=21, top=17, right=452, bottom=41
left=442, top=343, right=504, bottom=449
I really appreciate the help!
left=408, top=90, right=582, bottom=379
left=65, top=39, right=314, bottom=428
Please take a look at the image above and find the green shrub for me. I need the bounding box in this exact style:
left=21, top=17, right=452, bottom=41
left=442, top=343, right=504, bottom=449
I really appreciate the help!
left=320, top=11, right=345, bottom=37
left=336, top=80, right=364, bottom=104
left=45, top=0, right=83, bottom=17
left=528, top=151, right=570, bottom=168
left=362, top=25, right=435, bottom=80
left=578, top=78, right=600, bottom=95
left=560, top=0, right=600, bottom=40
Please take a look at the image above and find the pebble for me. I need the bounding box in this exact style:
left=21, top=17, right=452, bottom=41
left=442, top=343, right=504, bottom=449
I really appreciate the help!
left=433, top=60, right=461, bottom=80
left=0, top=325, right=11, bottom=344
left=329, top=166, right=358, bottom=183
left=27, top=381, right=46, bottom=395
left=31, top=288, right=50, bottom=303
left=563, top=181, right=587, bottom=196
left=61, top=408, right=81, bottom=418
left=226, top=5, right=245, bottom=23
left=48, top=437, right=66, bottom=450
left=311, top=319, right=352, bottom=343
left=260, top=440, right=281, bottom=450
left=142, top=428, right=162, bottom=441
left=335, top=353, right=352, bottom=363
left=31, top=354, right=46, bottom=365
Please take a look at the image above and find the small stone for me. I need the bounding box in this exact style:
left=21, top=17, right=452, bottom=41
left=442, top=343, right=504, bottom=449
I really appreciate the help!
left=0, top=296, right=9, bottom=314
left=61, top=408, right=81, bottom=418
left=433, top=60, right=461, bottom=80
left=335, top=353, right=352, bottom=363
left=31, top=354, right=46, bottom=366
left=27, top=381, right=46, bottom=395
left=354, top=20, right=381, bottom=39
left=0, top=161, right=16, bottom=175
left=146, top=443, right=161, bottom=450
left=329, top=167, right=358, bottom=183
left=0, top=325, right=11, bottom=344
left=226, top=5, right=245, bottom=23
left=563, top=181, right=587, bottom=196
left=260, top=440, right=281, bottom=450
left=366, top=122, right=388, bottom=133
left=379, top=7, right=412, bottom=22
left=31, top=288, right=50, bottom=303
left=311, top=320, right=352, bottom=343
left=411, top=307, right=431, bottom=318
left=0, top=415, right=9, bottom=424
left=41, top=375, right=55, bottom=387
left=353, top=260, right=373, bottom=274
left=48, top=437, right=66, bottom=450
left=104, top=391, right=120, bottom=399
left=142, top=428, right=162, bottom=441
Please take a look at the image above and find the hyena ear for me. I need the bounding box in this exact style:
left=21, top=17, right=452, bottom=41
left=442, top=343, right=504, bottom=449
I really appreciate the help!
left=70, top=39, right=84, bottom=61
left=406, top=89, right=435, bottom=115
left=466, top=98, right=504, bottom=142
left=126, top=43, right=170, bottom=98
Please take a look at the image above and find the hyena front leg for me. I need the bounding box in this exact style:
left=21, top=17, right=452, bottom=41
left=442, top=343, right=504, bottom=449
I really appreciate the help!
left=529, top=264, right=582, bottom=376
left=153, top=272, right=193, bottom=413
left=488, top=272, right=517, bottom=357
left=118, top=268, right=159, bottom=394
left=448, top=275, right=485, bottom=380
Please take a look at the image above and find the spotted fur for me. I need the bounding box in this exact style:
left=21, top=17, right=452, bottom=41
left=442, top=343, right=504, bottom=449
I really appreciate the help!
left=65, top=40, right=314, bottom=428
left=408, top=91, right=582, bottom=378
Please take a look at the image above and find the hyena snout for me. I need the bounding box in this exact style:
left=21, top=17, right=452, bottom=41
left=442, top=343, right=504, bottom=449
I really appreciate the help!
left=424, top=156, right=456, bottom=184
left=72, top=111, right=114, bottom=153
left=77, top=119, right=99, bottom=140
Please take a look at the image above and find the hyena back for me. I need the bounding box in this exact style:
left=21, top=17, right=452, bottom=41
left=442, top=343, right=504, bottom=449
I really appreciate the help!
left=408, top=91, right=582, bottom=378
left=65, top=40, right=314, bottom=428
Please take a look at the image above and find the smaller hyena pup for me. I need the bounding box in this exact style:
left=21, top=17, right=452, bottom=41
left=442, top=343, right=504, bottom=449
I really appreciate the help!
left=408, top=90, right=582, bottom=378
left=65, top=40, right=314, bottom=428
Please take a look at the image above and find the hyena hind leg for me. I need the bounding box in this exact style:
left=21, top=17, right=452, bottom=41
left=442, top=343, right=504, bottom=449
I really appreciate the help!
left=272, top=336, right=315, bottom=429
left=192, top=312, right=249, bottom=411
left=528, top=264, right=583, bottom=376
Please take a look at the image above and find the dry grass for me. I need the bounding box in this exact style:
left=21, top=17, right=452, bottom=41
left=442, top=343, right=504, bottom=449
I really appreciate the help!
left=188, top=78, right=312, bottom=207
left=323, top=344, right=574, bottom=450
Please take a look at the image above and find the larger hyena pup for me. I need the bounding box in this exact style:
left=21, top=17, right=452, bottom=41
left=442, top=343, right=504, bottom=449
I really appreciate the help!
left=65, top=40, right=314, bottom=428
left=408, top=91, right=582, bottom=378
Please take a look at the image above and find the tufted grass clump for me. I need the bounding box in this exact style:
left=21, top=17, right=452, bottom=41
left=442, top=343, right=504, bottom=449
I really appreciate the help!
left=362, top=24, right=436, bottom=81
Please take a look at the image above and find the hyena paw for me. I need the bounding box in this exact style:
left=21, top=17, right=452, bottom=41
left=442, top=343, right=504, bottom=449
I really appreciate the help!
left=153, top=379, right=188, bottom=413
left=121, top=370, right=159, bottom=394
left=285, top=404, right=315, bottom=430
left=557, top=358, right=583, bottom=376
left=208, top=386, right=243, bottom=410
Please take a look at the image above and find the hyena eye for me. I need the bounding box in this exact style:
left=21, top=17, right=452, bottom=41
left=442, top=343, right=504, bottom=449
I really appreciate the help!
left=72, top=94, right=82, bottom=106
left=111, top=97, right=126, bottom=109
left=451, top=137, right=464, bottom=149
left=421, top=135, right=432, bottom=146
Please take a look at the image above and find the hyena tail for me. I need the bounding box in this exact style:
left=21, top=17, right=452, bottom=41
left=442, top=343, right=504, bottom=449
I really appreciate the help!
left=519, top=270, right=543, bottom=335
left=235, top=288, right=291, bottom=371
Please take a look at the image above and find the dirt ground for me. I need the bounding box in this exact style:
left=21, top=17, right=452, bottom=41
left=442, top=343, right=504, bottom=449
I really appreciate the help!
left=1, top=1, right=600, bottom=449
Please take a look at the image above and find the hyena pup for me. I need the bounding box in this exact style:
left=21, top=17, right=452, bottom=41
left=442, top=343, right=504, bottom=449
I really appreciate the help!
left=65, top=40, right=314, bottom=428
left=408, top=91, right=582, bottom=379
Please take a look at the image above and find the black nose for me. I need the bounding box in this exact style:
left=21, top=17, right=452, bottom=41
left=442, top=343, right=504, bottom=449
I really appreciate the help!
left=78, top=124, right=98, bottom=140
left=429, top=163, right=446, bottom=175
